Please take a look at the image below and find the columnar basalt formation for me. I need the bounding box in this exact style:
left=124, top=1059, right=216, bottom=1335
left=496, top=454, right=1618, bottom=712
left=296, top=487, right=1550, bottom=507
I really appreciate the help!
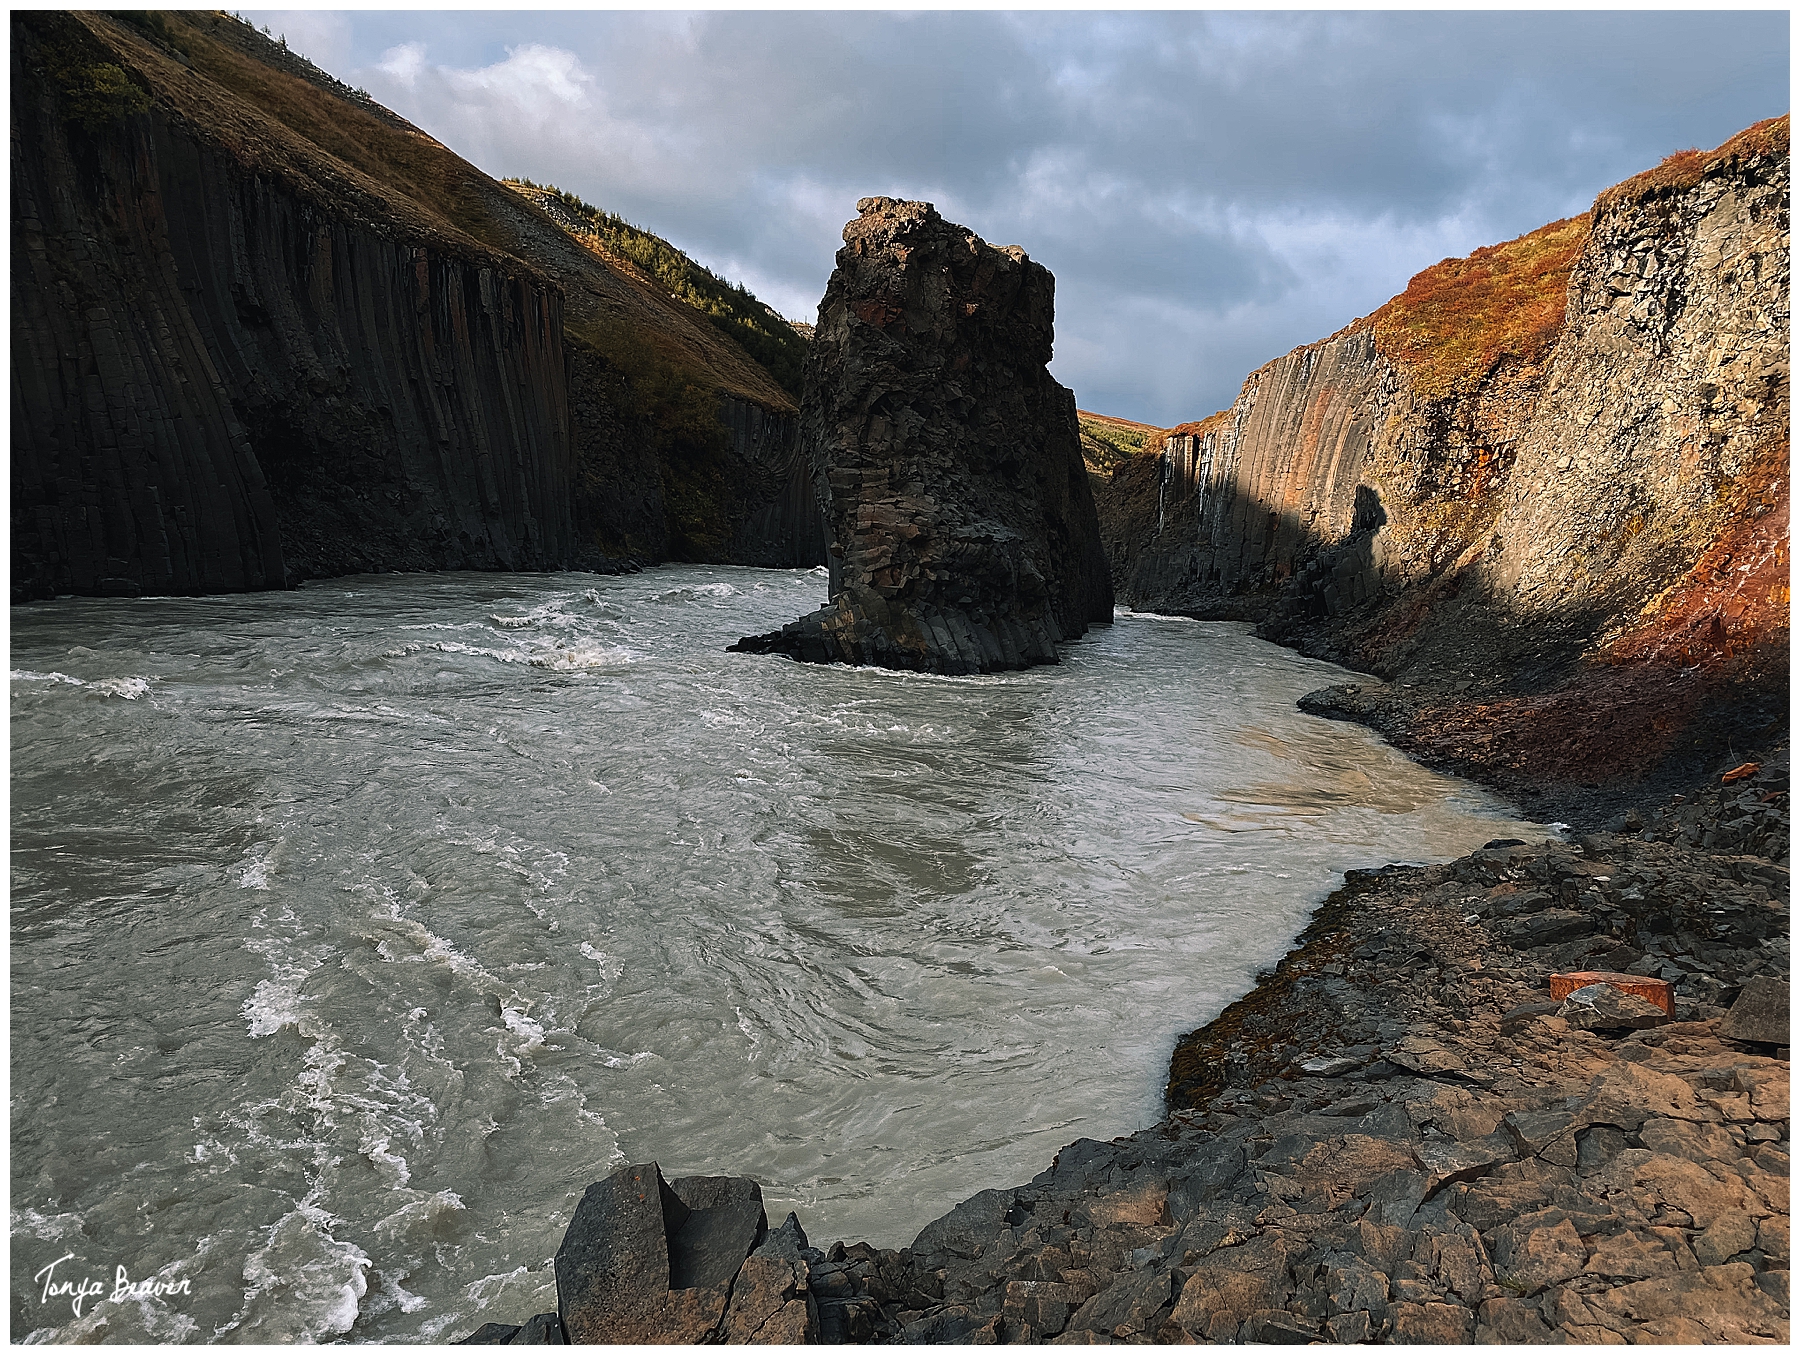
left=11, top=11, right=820, bottom=601
left=10, top=12, right=575, bottom=598
left=1104, top=119, right=1788, bottom=658
left=506, top=181, right=823, bottom=568
left=734, top=198, right=1113, bottom=674
left=1097, top=117, right=1788, bottom=805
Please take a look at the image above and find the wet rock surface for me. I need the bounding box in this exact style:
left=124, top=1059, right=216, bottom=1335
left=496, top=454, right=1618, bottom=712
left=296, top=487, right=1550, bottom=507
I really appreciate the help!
left=734, top=198, right=1112, bottom=674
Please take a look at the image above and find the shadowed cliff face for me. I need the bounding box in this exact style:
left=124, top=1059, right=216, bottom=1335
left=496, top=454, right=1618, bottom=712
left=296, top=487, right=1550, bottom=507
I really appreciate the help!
left=736, top=199, right=1113, bottom=674
left=503, top=182, right=822, bottom=567
left=10, top=11, right=821, bottom=600
left=11, top=12, right=576, bottom=598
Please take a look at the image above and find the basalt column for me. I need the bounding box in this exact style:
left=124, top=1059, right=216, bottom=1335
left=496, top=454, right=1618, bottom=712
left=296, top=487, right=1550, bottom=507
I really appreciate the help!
left=733, top=198, right=1113, bottom=674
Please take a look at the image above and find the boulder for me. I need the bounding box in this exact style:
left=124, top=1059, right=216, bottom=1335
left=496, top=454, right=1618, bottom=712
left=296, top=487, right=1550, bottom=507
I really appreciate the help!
left=1066, top=1270, right=1172, bottom=1339
left=667, top=1175, right=769, bottom=1294
left=555, top=1162, right=768, bottom=1344
left=732, top=198, right=1113, bottom=674
left=718, top=1211, right=820, bottom=1343
left=1558, top=983, right=1671, bottom=1031
left=1718, top=976, right=1790, bottom=1045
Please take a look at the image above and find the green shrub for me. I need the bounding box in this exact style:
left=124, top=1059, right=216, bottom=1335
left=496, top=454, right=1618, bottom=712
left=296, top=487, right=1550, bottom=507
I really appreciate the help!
left=509, top=178, right=809, bottom=401
left=29, top=15, right=153, bottom=133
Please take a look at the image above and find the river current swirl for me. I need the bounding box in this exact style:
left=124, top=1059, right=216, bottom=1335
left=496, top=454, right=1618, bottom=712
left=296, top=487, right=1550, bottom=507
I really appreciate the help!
left=11, top=566, right=1541, bottom=1342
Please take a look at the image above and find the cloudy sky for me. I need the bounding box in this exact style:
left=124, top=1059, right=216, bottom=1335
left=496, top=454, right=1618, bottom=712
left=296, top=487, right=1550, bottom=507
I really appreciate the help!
left=244, top=8, right=1787, bottom=425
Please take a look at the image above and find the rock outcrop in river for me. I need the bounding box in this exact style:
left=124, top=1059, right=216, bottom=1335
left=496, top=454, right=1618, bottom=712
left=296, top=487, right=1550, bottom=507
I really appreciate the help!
left=11, top=11, right=819, bottom=601
left=1097, top=116, right=1789, bottom=817
left=734, top=199, right=1113, bottom=674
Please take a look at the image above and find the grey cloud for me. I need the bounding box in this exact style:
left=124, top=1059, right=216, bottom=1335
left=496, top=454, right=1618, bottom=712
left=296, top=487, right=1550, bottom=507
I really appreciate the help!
left=250, top=9, right=1786, bottom=425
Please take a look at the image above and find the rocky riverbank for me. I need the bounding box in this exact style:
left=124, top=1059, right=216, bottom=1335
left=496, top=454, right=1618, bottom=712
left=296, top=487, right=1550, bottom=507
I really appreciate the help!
left=457, top=750, right=1788, bottom=1344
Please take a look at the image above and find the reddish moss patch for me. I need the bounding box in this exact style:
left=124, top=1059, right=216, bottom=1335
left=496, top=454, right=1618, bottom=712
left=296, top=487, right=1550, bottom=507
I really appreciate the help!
left=1603, top=440, right=1790, bottom=672
left=1595, top=115, right=1790, bottom=214
left=1364, top=216, right=1589, bottom=403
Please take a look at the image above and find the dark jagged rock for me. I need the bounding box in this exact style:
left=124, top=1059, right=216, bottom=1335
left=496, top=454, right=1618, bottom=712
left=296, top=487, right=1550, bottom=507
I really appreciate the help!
left=508, top=1313, right=565, bottom=1345
left=720, top=1213, right=820, bottom=1344
left=475, top=1165, right=819, bottom=1347
left=456, top=1321, right=522, bottom=1344
left=554, top=1164, right=691, bottom=1343
left=553, top=1164, right=773, bottom=1345
left=733, top=198, right=1112, bottom=674
left=451, top=1313, right=566, bottom=1345
left=666, top=1174, right=770, bottom=1295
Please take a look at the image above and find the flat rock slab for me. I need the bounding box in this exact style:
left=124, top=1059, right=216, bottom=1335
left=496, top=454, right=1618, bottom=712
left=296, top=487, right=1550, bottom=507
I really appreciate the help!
left=1559, top=982, right=1672, bottom=1031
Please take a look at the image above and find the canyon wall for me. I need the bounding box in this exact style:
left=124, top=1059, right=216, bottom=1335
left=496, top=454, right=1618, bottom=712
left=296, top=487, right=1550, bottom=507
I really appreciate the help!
left=722, top=398, right=826, bottom=567
left=11, top=12, right=575, bottom=599
left=505, top=181, right=823, bottom=569
left=1100, top=118, right=1789, bottom=682
left=11, top=12, right=821, bottom=602
left=1099, top=333, right=1391, bottom=618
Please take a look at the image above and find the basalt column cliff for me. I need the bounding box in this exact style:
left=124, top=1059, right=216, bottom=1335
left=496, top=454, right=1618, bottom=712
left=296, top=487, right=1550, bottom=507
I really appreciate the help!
left=11, top=11, right=822, bottom=601
left=1098, top=116, right=1788, bottom=808
left=11, top=11, right=574, bottom=598
left=735, top=199, right=1113, bottom=674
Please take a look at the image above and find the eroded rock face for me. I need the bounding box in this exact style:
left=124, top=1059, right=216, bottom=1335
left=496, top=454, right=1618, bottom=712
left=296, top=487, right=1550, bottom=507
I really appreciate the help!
left=1101, top=118, right=1788, bottom=662
left=734, top=198, right=1112, bottom=674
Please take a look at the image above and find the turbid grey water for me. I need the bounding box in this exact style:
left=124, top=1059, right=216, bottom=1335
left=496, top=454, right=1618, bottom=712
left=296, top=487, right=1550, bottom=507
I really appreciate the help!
left=11, top=565, right=1542, bottom=1342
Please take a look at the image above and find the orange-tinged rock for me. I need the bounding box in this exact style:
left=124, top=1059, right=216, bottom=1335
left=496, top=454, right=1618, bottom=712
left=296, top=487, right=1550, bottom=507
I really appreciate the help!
left=1548, top=971, right=1673, bottom=1014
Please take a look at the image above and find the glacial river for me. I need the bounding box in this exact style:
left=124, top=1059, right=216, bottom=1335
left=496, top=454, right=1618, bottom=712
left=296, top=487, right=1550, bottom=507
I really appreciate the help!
left=11, top=566, right=1542, bottom=1342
